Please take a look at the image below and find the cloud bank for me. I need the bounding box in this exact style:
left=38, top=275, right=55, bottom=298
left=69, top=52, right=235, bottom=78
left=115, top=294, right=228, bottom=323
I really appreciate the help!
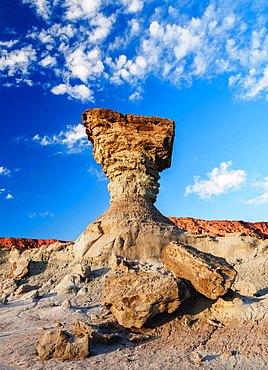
left=1, top=0, right=268, bottom=101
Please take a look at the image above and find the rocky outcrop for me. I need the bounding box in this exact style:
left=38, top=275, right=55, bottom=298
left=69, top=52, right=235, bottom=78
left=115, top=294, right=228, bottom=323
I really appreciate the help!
left=162, top=242, right=237, bottom=300
left=72, top=263, right=91, bottom=279
left=73, top=109, right=181, bottom=261
left=35, top=329, right=90, bottom=360
left=52, top=274, right=81, bottom=295
left=9, top=257, right=29, bottom=279
left=0, top=237, right=68, bottom=249
left=169, top=217, right=268, bottom=239
left=102, top=271, right=189, bottom=328
left=83, top=108, right=174, bottom=204
left=177, top=232, right=268, bottom=297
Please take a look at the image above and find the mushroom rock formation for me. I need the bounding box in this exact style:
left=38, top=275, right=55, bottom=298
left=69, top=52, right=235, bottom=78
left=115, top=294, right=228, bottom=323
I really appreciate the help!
left=73, top=108, right=181, bottom=262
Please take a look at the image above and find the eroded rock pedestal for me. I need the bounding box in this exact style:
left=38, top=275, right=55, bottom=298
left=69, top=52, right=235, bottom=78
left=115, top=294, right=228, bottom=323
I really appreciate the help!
left=73, top=108, right=180, bottom=261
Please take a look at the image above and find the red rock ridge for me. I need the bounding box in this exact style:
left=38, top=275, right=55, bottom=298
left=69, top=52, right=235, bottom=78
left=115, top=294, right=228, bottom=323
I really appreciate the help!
left=168, top=217, right=268, bottom=239
left=2, top=218, right=268, bottom=248
left=0, top=237, right=69, bottom=249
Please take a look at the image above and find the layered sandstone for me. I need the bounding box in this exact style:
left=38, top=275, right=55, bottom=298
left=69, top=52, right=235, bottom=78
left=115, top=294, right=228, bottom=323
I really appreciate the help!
left=83, top=108, right=174, bottom=204
left=73, top=109, right=180, bottom=261
left=169, top=217, right=268, bottom=239
left=162, top=242, right=237, bottom=300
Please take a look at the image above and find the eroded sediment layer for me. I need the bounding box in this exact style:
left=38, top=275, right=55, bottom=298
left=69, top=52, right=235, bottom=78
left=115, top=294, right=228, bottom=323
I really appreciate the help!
left=73, top=108, right=180, bottom=261
left=82, top=108, right=174, bottom=204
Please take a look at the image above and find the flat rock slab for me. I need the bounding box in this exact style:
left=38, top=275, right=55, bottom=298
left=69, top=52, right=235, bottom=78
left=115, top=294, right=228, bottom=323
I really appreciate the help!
left=162, top=242, right=237, bottom=300
left=102, top=271, right=189, bottom=328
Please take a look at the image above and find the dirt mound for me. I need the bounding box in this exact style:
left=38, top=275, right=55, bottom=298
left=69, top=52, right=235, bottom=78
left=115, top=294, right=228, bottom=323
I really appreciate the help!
left=168, top=217, right=268, bottom=239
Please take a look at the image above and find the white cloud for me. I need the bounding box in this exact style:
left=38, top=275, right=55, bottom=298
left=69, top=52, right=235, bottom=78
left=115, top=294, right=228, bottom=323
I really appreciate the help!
left=87, top=166, right=107, bottom=181
left=0, top=46, right=36, bottom=76
left=33, top=123, right=90, bottom=153
left=89, top=15, right=115, bottom=43
left=129, top=86, right=143, bottom=101
left=65, top=46, right=104, bottom=82
left=51, top=83, right=94, bottom=101
left=63, top=0, right=101, bottom=20
left=120, top=0, right=144, bottom=13
left=0, top=40, right=18, bottom=48
left=185, top=161, right=247, bottom=199
left=39, top=55, right=57, bottom=67
left=2, top=1, right=268, bottom=101
left=0, top=188, right=13, bottom=200
left=0, top=166, right=11, bottom=176
left=245, top=177, right=268, bottom=205
left=22, top=0, right=51, bottom=19
left=29, top=211, right=55, bottom=218
left=129, top=19, right=140, bottom=35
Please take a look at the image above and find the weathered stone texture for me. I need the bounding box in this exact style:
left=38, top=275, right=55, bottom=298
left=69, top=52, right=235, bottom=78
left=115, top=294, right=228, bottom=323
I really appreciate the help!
left=73, top=109, right=181, bottom=262
left=73, top=320, right=120, bottom=344
left=102, top=272, right=189, bottom=328
left=72, top=263, right=91, bottom=279
left=35, top=330, right=90, bottom=360
left=0, top=278, right=18, bottom=295
left=82, top=108, right=174, bottom=204
left=9, top=258, right=29, bottom=279
left=162, top=242, right=237, bottom=300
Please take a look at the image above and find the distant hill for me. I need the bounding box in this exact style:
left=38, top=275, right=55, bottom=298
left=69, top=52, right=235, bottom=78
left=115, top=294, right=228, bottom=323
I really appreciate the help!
left=0, top=237, right=68, bottom=249
left=168, top=217, right=268, bottom=239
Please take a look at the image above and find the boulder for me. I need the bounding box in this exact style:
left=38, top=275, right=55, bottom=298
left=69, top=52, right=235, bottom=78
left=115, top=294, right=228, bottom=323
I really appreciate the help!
left=23, top=289, right=39, bottom=301
left=102, top=271, right=189, bottom=328
left=162, top=242, right=237, bottom=300
left=72, top=263, right=91, bottom=279
left=0, top=278, right=18, bottom=295
left=35, top=329, right=90, bottom=360
left=16, top=283, right=35, bottom=295
left=73, top=320, right=120, bottom=344
left=9, top=257, right=29, bottom=279
left=52, top=274, right=80, bottom=295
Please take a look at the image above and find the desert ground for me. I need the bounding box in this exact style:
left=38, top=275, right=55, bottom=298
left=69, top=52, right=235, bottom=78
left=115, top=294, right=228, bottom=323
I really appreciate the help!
left=1, top=219, right=268, bottom=370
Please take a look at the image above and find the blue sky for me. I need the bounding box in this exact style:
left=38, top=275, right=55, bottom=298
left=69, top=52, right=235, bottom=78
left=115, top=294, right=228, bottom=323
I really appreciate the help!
left=1, top=0, right=268, bottom=240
